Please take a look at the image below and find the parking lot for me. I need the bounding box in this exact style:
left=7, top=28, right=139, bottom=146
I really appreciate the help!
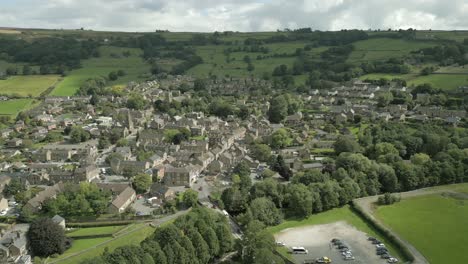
left=274, top=221, right=393, bottom=264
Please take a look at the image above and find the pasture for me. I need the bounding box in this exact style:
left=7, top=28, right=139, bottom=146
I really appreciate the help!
left=50, top=46, right=151, bottom=96
left=408, top=74, right=468, bottom=90
left=376, top=192, right=468, bottom=264
left=348, top=38, right=437, bottom=63
left=0, top=99, right=36, bottom=118
left=0, top=75, right=60, bottom=97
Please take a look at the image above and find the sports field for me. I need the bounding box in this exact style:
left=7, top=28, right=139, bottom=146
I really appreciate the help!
left=376, top=193, right=468, bottom=264
left=0, top=75, right=60, bottom=97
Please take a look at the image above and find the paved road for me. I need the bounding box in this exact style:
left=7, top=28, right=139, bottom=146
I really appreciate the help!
left=352, top=186, right=460, bottom=264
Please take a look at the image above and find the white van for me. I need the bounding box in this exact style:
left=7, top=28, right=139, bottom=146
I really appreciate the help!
left=291, top=247, right=308, bottom=254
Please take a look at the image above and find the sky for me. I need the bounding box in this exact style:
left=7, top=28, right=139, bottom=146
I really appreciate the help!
left=1, top=0, right=468, bottom=32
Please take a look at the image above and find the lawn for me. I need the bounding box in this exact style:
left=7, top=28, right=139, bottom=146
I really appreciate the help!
left=0, top=99, right=36, bottom=118
left=50, top=46, right=151, bottom=96
left=53, top=223, right=155, bottom=264
left=376, top=194, right=468, bottom=264
left=0, top=75, right=60, bottom=97
left=66, top=225, right=127, bottom=237
left=268, top=205, right=406, bottom=261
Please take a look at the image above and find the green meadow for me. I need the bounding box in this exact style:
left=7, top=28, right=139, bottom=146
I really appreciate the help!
left=376, top=192, right=468, bottom=264
left=51, top=46, right=151, bottom=96
left=0, top=75, right=60, bottom=97
left=0, top=99, right=36, bottom=118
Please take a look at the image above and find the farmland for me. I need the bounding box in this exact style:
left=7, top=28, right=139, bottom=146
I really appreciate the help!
left=50, top=46, right=151, bottom=96
left=0, top=75, right=61, bottom=97
left=0, top=99, right=36, bottom=118
left=376, top=192, right=468, bottom=264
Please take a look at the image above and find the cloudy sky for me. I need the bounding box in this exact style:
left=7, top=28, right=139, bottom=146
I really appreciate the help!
left=1, top=0, right=467, bottom=32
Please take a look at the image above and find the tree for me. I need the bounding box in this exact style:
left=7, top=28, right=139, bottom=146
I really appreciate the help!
left=22, top=65, right=32, bottom=75
left=334, top=136, right=360, bottom=154
left=268, top=95, right=288, bottom=123
left=249, top=197, right=283, bottom=226
left=377, top=92, right=394, bottom=107
left=182, top=189, right=199, bottom=208
left=270, top=128, right=292, bottom=149
left=133, top=173, right=152, bottom=193
left=194, top=78, right=206, bottom=91
left=69, top=126, right=90, bottom=143
left=247, top=63, right=255, bottom=72
left=27, top=218, right=68, bottom=257
left=127, top=93, right=147, bottom=110
left=250, top=143, right=271, bottom=162
left=108, top=71, right=118, bottom=81
left=98, top=136, right=111, bottom=149
left=272, top=155, right=292, bottom=181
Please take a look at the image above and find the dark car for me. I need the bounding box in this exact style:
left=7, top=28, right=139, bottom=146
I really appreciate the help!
left=368, top=237, right=377, bottom=241
left=381, top=254, right=391, bottom=259
left=331, top=238, right=340, bottom=243
left=376, top=249, right=389, bottom=255
left=372, top=240, right=381, bottom=244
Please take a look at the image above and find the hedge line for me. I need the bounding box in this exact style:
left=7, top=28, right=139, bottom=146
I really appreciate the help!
left=350, top=201, right=415, bottom=263
left=68, top=233, right=114, bottom=239
left=66, top=220, right=135, bottom=228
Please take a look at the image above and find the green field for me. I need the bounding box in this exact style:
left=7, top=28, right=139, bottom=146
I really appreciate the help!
left=268, top=205, right=406, bottom=261
left=52, top=223, right=155, bottom=264
left=51, top=46, right=151, bottom=96
left=408, top=74, right=468, bottom=90
left=66, top=225, right=127, bottom=237
left=0, top=99, right=36, bottom=118
left=348, top=38, right=437, bottom=63
left=0, top=75, right=60, bottom=97
left=376, top=193, right=468, bottom=264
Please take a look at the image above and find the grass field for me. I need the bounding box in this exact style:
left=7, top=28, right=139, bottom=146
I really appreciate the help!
left=348, top=38, right=438, bottom=63
left=50, top=46, right=151, bottom=96
left=376, top=193, right=468, bottom=264
left=408, top=74, right=468, bottom=90
left=0, top=75, right=60, bottom=97
left=66, top=225, right=127, bottom=237
left=52, top=223, right=155, bottom=264
left=0, top=99, right=36, bottom=118
left=268, top=205, right=406, bottom=261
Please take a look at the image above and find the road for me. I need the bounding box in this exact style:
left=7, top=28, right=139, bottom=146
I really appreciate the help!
left=352, top=186, right=460, bottom=264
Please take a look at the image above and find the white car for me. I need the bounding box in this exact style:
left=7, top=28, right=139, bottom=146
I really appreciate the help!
left=0, top=210, right=7, bottom=216
left=388, top=257, right=399, bottom=263
left=376, top=243, right=386, bottom=248
left=276, top=241, right=286, bottom=247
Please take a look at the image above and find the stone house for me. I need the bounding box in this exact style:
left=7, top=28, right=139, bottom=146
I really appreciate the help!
left=108, top=186, right=136, bottom=214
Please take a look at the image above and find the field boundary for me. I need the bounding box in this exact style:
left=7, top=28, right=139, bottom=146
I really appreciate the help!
left=350, top=201, right=417, bottom=263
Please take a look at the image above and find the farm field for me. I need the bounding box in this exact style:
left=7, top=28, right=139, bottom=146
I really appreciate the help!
left=376, top=193, right=468, bottom=264
left=0, top=99, right=36, bottom=118
left=268, top=205, right=406, bottom=262
left=407, top=73, right=468, bottom=90
left=0, top=75, right=60, bottom=97
left=51, top=223, right=155, bottom=264
left=348, top=38, right=437, bottom=63
left=50, top=46, right=151, bottom=96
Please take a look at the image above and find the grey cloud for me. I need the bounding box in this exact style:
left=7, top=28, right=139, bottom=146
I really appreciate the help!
left=0, top=0, right=467, bottom=32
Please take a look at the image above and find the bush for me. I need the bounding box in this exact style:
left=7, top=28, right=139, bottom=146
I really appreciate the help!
left=377, top=193, right=400, bottom=205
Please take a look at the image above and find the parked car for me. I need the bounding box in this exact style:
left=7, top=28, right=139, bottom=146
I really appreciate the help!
left=343, top=255, right=355, bottom=260
left=368, top=237, right=377, bottom=241
left=0, top=210, right=7, bottom=216
left=331, top=238, right=340, bottom=243
left=315, top=257, right=331, bottom=263
left=381, top=253, right=391, bottom=259
left=388, top=257, right=399, bottom=263
left=376, top=243, right=386, bottom=248
left=372, top=240, right=381, bottom=244
left=276, top=241, right=286, bottom=247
